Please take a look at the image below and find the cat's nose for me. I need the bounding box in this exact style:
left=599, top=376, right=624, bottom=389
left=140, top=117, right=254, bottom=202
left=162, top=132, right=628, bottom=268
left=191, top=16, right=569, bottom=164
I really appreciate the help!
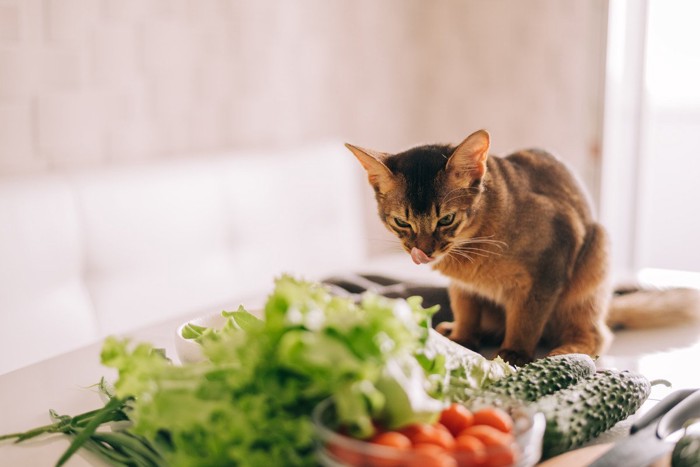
left=414, top=238, right=435, bottom=257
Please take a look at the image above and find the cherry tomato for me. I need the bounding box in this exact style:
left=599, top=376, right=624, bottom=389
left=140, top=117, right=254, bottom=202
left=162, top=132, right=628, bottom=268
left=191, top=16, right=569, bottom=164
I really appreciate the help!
left=439, top=403, right=475, bottom=437
left=453, top=434, right=487, bottom=465
left=370, top=431, right=412, bottom=450
left=401, top=423, right=456, bottom=450
left=365, top=431, right=410, bottom=467
left=406, top=443, right=458, bottom=467
left=472, top=407, right=514, bottom=433
left=481, top=443, right=517, bottom=467
left=458, top=425, right=513, bottom=448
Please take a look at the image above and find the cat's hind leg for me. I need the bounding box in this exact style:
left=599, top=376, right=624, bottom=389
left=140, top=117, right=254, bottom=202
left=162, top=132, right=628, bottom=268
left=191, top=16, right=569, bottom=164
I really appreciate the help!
left=546, top=223, right=613, bottom=357
left=545, top=299, right=612, bottom=357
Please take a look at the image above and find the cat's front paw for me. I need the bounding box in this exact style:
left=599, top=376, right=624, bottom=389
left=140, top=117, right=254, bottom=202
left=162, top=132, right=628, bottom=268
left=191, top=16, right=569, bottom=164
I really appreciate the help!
left=496, top=348, right=533, bottom=367
left=435, top=322, right=481, bottom=351
left=435, top=321, right=454, bottom=337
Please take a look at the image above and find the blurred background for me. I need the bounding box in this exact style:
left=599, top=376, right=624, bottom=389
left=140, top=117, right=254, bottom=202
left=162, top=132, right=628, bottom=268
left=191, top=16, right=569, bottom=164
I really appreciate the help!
left=1, top=0, right=697, bottom=276
left=0, top=0, right=699, bottom=371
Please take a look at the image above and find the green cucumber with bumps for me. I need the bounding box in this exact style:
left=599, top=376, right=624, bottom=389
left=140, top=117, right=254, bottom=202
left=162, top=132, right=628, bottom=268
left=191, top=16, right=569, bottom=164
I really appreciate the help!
left=481, top=353, right=597, bottom=401
left=449, top=353, right=596, bottom=405
left=535, top=369, right=651, bottom=459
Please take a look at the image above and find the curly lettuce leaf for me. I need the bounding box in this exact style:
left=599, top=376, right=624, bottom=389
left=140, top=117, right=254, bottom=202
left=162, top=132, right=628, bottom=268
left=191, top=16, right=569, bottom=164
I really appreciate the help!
left=423, top=330, right=516, bottom=401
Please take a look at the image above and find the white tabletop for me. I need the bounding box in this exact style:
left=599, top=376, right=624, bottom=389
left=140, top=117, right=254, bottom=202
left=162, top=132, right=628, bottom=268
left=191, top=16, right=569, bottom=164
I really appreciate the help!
left=1, top=308, right=699, bottom=466
left=0, top=308, right=202, bottom=467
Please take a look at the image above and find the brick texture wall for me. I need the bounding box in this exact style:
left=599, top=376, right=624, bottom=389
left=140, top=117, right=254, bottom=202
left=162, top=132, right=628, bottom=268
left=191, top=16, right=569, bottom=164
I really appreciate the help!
left=0, top=0, right=607, bottom=196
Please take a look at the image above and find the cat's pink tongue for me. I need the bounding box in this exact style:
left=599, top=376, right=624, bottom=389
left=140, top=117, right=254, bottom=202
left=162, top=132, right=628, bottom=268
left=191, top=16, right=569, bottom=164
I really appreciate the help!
left=410, top=247, right=434, bottom=265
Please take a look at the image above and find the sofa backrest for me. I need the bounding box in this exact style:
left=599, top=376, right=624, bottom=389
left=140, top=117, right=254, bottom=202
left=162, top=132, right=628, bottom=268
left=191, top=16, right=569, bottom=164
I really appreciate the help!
left=0, top=142, right=367, bottom=374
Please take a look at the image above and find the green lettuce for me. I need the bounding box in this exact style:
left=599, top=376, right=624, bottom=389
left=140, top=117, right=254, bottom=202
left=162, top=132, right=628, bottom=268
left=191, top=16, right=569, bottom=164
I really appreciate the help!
left=100, top=275, right=512, bottom=466
left=101, top=276, right=438, bottom=465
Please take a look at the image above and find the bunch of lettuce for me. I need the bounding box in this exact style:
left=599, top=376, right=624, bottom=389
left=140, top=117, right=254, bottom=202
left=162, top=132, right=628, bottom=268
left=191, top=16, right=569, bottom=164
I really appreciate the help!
left=102, top=276, right=449, bottom=466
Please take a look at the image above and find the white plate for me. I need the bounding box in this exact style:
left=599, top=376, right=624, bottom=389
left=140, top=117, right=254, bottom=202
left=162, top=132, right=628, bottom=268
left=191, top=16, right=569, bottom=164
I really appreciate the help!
left=174, top=312, right=227, bottom=363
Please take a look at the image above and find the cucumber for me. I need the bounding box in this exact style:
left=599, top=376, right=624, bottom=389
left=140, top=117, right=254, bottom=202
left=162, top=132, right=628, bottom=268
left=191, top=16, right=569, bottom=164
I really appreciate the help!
left=672, top=433, right=700, bottom=467
left=481, top=354, right=597, bottom=401
left=535, top=369, right=651, bottom=459
left=450, top=353, right=596, bottom=406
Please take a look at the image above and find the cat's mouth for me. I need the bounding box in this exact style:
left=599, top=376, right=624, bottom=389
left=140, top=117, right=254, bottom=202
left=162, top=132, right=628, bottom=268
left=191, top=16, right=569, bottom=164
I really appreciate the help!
left=410, top=247, right=435, bottom=265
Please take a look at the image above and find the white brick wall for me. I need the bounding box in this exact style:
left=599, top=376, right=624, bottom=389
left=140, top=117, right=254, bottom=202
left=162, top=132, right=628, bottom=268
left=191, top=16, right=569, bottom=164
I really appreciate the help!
left=0, top=0, right=608, bottom=187
left=0, top=4, right=20, bottom=42
left=0, top=47, right=39, bottom=99
left=37, top=91, right=106, bottom=166
left=0, top=0, right=237, bottom=173
left=0, top=101, right=36, bottom=171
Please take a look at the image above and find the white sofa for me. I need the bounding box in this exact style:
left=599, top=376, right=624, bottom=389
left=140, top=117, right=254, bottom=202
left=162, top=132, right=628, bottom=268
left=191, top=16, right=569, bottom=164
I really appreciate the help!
left=0, top=143, right=441, bottom=375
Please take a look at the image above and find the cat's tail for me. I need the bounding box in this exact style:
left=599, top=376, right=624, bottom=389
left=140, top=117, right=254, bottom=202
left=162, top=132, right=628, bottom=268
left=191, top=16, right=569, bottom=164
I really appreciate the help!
left=606, top=286, right=700, bottom=330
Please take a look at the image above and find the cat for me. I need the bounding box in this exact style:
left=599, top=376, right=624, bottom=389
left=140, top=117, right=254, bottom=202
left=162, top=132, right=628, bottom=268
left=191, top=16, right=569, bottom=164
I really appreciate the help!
left=346, top=129, right=700, bottom=366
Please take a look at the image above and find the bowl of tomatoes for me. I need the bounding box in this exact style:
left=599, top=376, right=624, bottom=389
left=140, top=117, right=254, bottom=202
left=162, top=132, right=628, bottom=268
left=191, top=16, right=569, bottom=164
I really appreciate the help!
left=312, top=399, right=545, bottom=467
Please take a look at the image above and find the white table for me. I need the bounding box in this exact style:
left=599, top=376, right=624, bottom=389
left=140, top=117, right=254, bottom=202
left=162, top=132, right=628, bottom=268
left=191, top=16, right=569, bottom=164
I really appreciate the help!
left=0, top=308, right=212, bottom=467
left=2, top=307, right=699, bottom=466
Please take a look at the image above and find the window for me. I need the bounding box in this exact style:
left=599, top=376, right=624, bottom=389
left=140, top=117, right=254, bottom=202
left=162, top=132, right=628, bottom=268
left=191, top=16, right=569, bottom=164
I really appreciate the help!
left=601, top=0, right=700, bottom=287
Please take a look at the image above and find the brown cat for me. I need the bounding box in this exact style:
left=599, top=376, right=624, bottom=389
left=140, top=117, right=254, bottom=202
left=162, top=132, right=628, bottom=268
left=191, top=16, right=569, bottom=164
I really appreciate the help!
left=346, top=129, right=700, bottom=366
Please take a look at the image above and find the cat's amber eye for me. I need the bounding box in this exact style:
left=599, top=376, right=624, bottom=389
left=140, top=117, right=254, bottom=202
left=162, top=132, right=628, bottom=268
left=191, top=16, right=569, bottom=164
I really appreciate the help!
left=394, top=217, right=411, bottom=228
left=438, top=213, right=455, bottom=226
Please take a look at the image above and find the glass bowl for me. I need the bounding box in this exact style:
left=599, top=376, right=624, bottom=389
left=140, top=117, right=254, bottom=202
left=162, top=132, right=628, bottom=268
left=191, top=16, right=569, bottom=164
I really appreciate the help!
left=312, top=398, right=545, bottom=467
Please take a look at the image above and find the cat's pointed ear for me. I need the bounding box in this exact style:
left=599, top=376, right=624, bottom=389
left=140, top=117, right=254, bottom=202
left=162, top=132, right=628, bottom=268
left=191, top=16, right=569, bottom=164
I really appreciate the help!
left=345, top=143, right=396, bottom=194
left=446, top=129, right=490, bottom=184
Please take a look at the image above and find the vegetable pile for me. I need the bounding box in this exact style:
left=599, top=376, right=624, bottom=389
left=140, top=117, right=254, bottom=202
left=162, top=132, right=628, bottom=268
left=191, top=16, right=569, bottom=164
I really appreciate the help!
left=1, top=275, right=513, bottom=466
left=1, top=275, right=656, bottom=466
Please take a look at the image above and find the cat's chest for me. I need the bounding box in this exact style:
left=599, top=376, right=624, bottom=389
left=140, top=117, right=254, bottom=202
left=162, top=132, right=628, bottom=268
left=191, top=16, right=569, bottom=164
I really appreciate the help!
left=435, top=256, right=531, bottom=304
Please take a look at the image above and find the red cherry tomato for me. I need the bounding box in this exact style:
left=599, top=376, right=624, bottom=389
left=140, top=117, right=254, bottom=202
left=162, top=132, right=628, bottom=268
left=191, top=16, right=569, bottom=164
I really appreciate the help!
left=401, top=423, right=455, bottom=450
left=370, top=431, right=412, bottom=450
left=472, top=407, right=514, bottom=434
left=439, top=403, right=475, bottom=437
left=453, top=433, right=487, bottom=465
left=406, top=443, right=458, bottom=467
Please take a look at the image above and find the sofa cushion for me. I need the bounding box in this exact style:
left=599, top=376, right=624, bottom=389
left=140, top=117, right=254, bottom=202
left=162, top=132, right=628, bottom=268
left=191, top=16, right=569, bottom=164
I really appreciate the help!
left=0, top=175, right=98, bottom=374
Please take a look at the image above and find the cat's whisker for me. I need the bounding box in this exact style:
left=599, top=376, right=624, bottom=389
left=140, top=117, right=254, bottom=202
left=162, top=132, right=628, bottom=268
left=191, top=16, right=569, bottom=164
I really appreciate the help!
left=451, top=247, right=491, bottom=259
left=455, top=236, right=508, bottom=250
left=447, top=250, right=467, bottom=261
left=463, top=234, right=507, bottom=243
left=455, top=243, right=503, bottom=254
left=448, top=250, right=474, bottom=263
left=453, top=243, right=506, bottom=254
left=453, top=244, right=499, bottom=254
